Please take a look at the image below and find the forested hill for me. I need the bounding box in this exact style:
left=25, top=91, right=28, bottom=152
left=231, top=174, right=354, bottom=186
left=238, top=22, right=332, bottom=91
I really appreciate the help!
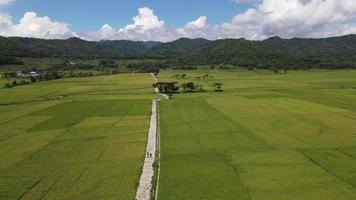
left=0, top=36, right=162, bottom=58
left=256, top=35, right=356, bottom=61
left=1, top=34, right=356, bottom=69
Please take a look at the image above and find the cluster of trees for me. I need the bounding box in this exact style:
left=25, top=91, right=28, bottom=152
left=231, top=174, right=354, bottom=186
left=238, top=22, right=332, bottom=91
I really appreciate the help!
left=99, top=59, right=118, bottom=68
left=61, top=62, right=120, bottom=74
left=62, top=64, right=96, bottom=71
left=2, top=72, right=18, bottom=79
left=181, top=82, right=204, bottom=93
left=3, top=71, right=62, bottom=88
left=173, top=73, right=213, bottom=79
left=66, top=71, right=94, bottom=78
left=4, top=79, right=33, bottom=88
left=213, top=83, right=223, bottom=92
left=172, top=66, right=197, bottom=70
left=173, top=74, right=186, bottom=79
left=153, top=81, right=223, bottom=94
left=3, top=70, right=96, bottom=89
left=153, top=82, right=180, bottom=93
left=127, top=61, right=169, bottom=73
left=0, top=55, right=23, bottom=65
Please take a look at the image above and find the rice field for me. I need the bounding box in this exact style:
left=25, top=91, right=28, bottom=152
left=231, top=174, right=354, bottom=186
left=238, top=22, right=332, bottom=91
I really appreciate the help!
left=1, top=69, right=356, bottom=200
left=157, top=69, right=356, bottom=200
left=0, top=74, right=154, bottom=200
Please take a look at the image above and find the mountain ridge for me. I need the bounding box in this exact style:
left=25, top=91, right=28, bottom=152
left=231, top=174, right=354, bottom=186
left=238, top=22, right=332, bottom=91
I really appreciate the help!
left=2, top=34, right=356, bottom=69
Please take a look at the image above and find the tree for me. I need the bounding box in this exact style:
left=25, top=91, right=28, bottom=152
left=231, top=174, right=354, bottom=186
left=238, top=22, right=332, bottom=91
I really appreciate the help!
left=3, top=72, right=16, bottom=80
left=271, top=67, right=280, bottom=74
left=173, top=74, right=180, bottom=79
left=214, top=82, right=223, bottom=92
left=153, top=82, right=179, bottom=94
left=203, top=74, right=210, bottom=79
left=30, top=76, right=37, bottom=83
left=99, top=59, right=118, bottom=68
left=196, top=84, right=205, bottom=92
left=4, top=83, right=13, bottom=88
left=182, top=82, right=196, bottom=93
left=112, top=69, right=120, bottom=74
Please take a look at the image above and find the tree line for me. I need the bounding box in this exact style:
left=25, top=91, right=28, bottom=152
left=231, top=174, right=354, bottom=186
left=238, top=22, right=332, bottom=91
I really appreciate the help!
left=153, top=81, right=223, bottom=94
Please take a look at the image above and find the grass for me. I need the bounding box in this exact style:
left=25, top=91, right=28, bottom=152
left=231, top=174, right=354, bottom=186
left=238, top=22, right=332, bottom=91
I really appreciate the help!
left=157, top=69, right=356, bottom=200
left=0, top=73, right=154, bottom=200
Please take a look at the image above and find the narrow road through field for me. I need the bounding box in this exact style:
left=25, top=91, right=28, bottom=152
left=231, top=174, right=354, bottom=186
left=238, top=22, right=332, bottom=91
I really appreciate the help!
left=135, top=73, right=165, bottom=200
left=150, top=73, right=159, bottom=83
left=135, top=99, right=157, bottom=200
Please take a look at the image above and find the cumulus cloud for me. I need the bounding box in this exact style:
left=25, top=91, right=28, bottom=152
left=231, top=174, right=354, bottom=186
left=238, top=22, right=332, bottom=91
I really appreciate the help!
left=87, top=1, right=356, bottom=41
left=84, top=7, right=176, bottom=41
left=0, top=11, right=76, bottom=39
left=222, top=0, right=356, bottom=40
left=85, top=8, right=218, bottom=41
left=232, top=0, right=261, bottom=3
left=177, top=16, right=209, bottom=38
left=2, top=1, right=356, bottom=41
left=0, top=0, right=14, bottom=5
left=120, top=7, right=164, bottom=33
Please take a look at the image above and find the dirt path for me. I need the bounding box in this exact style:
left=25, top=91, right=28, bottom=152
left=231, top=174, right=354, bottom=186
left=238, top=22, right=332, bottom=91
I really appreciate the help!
left=150, top=73, right=169, bottom=100
left=150, top=73, right=159, bottom=84
left=135, top=73, right=167, bottom=200
left=135, top=99, right=157, bottom=200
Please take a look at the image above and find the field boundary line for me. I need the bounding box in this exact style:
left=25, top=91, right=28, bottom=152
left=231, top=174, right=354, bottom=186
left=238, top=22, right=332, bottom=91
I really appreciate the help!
left=297, top=149, right=356, bottom=189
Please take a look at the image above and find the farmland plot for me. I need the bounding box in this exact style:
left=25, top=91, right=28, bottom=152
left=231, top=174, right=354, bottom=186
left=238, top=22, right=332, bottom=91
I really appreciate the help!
left=158, top=70, right=356, bottom=200
left=0, top=74, right=153, bottom=200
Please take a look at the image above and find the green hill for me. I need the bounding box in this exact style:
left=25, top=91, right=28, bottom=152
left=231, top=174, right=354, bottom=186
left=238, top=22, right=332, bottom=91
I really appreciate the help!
left=2, top=35, right=356, bottom=69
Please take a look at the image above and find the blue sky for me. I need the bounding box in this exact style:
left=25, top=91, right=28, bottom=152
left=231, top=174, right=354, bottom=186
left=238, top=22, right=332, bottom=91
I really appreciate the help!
left=1, top=0, right=356, bottom=41
left=6, top=0, right=252, bottom=32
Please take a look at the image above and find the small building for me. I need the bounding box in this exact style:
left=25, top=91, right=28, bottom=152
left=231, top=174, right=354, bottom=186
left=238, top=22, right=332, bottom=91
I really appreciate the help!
left=21, top=71, right=39, bottom=78
left=29, top=71, right=39, bottom=77
left=68, top=60, right=77, bottom=65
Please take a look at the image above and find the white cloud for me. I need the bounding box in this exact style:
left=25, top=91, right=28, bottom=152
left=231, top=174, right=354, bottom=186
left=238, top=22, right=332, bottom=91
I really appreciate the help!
left=184, top=16, right=207, bottom=29
left=0, top=11, right=76, bottom=39
left=120, top=7, right=164, bottom=33
left=87, top=1, right=356, bottom=41
left=176, top=16, right=210, bottom=38
left=115, top=7, right=173, bottom=41
left=85, top=8, right=219, bottom=41
left=221, top=0, right=356, bottom=40
left=232, top=0, right=261, bottom=3
left=2, top=1, right=356, bottom=41
left=84, top=7, right=176, bottom=41
left=0, top=0, right=14, bottom=5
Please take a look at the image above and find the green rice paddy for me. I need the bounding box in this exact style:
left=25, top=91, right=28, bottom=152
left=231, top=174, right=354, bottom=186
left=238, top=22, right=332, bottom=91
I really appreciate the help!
left=1, top=69, right=356, bottom=199
left=157, top=69, right=356, bottom=200
left=0, top=74, right=153, bottom=200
